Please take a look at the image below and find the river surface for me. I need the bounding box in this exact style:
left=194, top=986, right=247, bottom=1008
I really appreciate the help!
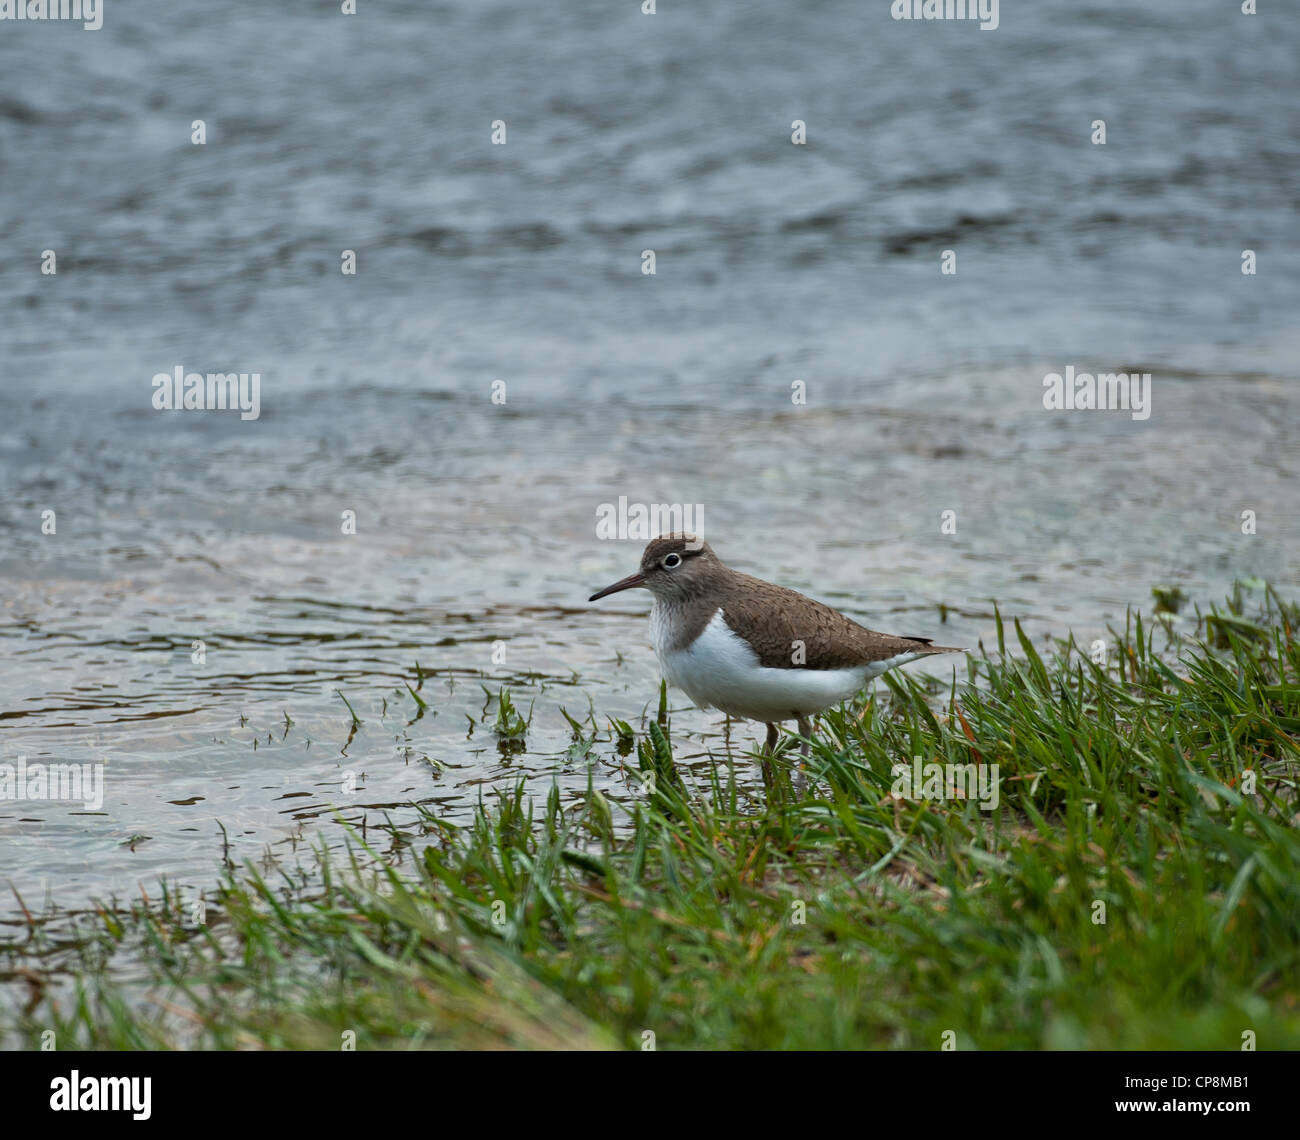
left=1, top=1, right=1297, bottom=926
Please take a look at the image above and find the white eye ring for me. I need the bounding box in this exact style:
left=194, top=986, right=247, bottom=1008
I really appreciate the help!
left=663, top=553, right=682, bottom=569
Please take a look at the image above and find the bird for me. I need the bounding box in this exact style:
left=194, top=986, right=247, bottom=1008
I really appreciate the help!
left=588, top=533, right=963, bottom=787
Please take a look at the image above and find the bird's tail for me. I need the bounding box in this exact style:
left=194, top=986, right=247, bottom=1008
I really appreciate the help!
left=906, top=637, right=965, bottom=655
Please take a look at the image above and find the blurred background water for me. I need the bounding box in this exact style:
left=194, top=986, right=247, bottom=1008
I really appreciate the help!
left=0, top=0, right=1297, bottom=924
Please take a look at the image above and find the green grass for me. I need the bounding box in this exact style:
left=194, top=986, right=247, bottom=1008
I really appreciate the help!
left=5, top=583, right=1299, bottom=1050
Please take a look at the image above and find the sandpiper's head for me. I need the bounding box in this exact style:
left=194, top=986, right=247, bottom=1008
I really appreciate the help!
left=588, top=533, right=722, bottom=603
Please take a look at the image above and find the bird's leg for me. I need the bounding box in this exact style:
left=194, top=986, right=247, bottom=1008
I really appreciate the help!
left=794, top=714, right=811, bottom=797
left=761, top=722, right=778, bottom=790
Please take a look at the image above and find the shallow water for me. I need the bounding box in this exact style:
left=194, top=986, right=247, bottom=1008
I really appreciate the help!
left=1, top=1, right=1297, bottom=924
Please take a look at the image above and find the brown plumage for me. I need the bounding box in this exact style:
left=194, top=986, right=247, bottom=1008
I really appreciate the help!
left=709, top=573, right=955, bottom=669
left=606, top=534, right=961, bottom=670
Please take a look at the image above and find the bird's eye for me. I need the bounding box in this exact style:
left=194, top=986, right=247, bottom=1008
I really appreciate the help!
left=663, top=553, right=682, bottom=569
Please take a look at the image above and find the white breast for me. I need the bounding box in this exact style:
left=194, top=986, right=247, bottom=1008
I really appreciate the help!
left=650, top=605, right=903, bottom=724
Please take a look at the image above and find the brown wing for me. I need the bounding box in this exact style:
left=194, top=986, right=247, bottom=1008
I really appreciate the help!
left=717, top=573, right=961, bottom=670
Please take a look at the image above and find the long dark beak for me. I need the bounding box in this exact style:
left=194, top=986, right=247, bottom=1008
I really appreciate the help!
left=588, top=571, right=646, bottom=602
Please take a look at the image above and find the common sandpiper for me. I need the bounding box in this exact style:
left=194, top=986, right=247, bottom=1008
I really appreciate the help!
left=588, top=533, right=963, bottom=786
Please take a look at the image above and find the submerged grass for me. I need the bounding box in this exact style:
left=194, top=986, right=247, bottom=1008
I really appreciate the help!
left=5, top=584, right=1300, bottom=1049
